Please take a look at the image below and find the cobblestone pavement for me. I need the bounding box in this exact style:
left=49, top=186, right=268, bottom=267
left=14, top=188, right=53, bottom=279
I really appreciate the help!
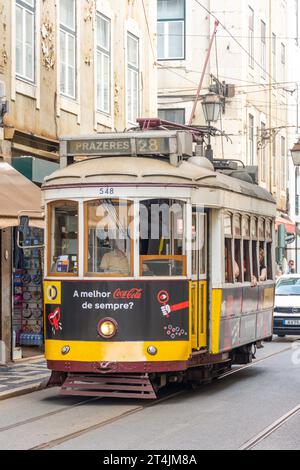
left=0, top=359, right=50, bottom=398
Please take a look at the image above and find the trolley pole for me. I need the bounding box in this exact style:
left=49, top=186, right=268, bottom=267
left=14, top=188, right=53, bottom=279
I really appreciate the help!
left=188, top=20, right=219, bottom=126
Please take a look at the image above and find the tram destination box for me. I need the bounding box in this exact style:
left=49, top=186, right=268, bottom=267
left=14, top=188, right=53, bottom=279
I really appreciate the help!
left=60, top=131, right=193, bottom=167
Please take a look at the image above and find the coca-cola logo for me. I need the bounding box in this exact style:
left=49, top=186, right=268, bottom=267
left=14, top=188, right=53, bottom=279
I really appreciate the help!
left=113, top=288, right=143, bottom=300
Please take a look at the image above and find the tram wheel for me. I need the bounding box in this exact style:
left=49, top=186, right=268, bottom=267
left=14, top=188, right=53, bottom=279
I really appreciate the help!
left=264, top=336, right=273, bottom=342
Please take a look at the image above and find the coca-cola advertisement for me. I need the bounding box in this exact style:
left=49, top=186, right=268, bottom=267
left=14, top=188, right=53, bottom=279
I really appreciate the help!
left=45, top=280, right=189, bottom=342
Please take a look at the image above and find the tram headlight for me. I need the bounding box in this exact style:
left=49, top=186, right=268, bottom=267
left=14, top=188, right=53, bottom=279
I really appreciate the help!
left=61, top=346, right=70, bottom=355
left=147, top=346, right=158, bottom=356
left=98, top=318, right=118, bottom=339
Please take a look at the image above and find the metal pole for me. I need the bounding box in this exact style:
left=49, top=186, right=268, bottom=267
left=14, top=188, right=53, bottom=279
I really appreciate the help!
left=188, top=20, right=219, bottom=126
left=296, top=167, right=298, bottom=272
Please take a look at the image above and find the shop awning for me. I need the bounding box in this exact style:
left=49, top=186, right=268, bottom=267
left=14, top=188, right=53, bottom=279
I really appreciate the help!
left=275, top=216, right=296, bottom=234
left=0, top=162, right=44, bottom=229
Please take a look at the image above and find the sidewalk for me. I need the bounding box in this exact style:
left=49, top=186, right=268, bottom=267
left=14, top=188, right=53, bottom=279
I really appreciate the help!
left=0, top=358, right=51, bottom=400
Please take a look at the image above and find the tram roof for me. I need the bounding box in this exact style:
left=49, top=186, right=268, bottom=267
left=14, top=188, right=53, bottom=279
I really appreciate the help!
left=43, top=156, right=276, bottom=204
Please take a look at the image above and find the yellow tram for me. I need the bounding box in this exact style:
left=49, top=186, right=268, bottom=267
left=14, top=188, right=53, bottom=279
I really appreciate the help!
left=42, top=122, right=276, bottom=398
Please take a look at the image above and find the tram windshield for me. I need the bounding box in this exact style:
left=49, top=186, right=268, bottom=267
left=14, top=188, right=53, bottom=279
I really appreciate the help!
left=49, top=201, right=78, bottom=274
left=85, top=199, right=133, bottom=276
left=48, top=198, right=186, bottom=278
left=139, top=199, right=186, bottom=276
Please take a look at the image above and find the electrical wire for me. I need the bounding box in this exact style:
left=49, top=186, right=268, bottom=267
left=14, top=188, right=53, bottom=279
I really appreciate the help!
left=193, top=0, right=280, bottom=87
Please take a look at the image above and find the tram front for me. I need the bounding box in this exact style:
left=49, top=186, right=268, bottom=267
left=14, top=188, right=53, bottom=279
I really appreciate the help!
left=43, top=131, right=208, bottom=398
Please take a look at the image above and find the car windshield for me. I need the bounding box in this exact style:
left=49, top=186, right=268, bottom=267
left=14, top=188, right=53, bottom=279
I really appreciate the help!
left=276, top=278, right=300, bottom=296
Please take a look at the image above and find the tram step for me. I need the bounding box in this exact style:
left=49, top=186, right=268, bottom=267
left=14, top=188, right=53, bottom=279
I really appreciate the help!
left=60, top=373, right=157, bottom=399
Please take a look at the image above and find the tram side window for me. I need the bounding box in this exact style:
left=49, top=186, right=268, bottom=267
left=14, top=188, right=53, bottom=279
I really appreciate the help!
left=251, top=218, right=259, bottom=281
left=192, top=209, right=206, bottom=276
left=233, top=214, right=242, bottom=282
left=224, top=213, right=233, bottom=283
left=267, top=242, right=273, bottom=280
left=252, top=240, right=259, bottom=280
left=49, top=201, right=78, bottom=274
left=225, top=238, right=233, bottom=283
left=259, top=241, right=267, bottom=282
left=266, top=220, right=273, bottom=280
left=242, top=217, right=251, bottom=282
left=243, top=240, right=251, bottom=282
left=139, top=199, right=186, bottom=276
left=85, top=200, right=132, bottom=276
left=234, top=239, right=242, bottom=282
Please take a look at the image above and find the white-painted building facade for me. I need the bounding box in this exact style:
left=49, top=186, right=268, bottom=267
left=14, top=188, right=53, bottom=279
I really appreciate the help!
left=157, top=0, right=300, bottom=226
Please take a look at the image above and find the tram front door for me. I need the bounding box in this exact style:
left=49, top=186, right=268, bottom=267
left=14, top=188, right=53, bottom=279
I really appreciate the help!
left=190, top=209, right=207, bottom=351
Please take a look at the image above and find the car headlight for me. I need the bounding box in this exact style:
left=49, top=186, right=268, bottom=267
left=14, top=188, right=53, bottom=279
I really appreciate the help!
left=98, top=318, right=118, bottom=339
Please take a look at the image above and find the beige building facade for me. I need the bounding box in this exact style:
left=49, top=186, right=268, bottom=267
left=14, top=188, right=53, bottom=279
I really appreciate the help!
left=0, top=0, right=157, bottom=363
left=0, top=0, right=157, bottom=163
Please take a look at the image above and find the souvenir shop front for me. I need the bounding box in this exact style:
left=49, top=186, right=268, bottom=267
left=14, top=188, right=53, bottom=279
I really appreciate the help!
left=0, top=162, right=44, bottom=364
left=12, top=225, right=44, bottom=359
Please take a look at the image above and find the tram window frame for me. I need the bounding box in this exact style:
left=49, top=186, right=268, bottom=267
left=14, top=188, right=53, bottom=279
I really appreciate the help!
left=192, top=209, right=207, bottom=279
left=251, top=217, right=259, bottom=281
left=47, top=200, right=79, bottom=277
left=242, top=216, right=251, bottom=282
left=258, top=218, right=268, bottom=282
left=266, top=219, right=273, bottom=280
left=224, top=212, right=234, bottom=284
left=84, top=199, right=134, bottom=278
left=139, top=199, right=187, bottom=277
left=233, top=214, right=242, bottom=283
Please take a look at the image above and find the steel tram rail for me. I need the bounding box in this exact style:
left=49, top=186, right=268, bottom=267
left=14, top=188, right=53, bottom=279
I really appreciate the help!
left=0, top=347, right=286, bottom=450
left=239, top=404, right=300, bottom=450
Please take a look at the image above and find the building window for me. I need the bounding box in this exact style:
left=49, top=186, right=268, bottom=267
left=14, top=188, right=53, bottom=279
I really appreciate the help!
left=281, top=136, right=286, bottom=191
left=60, top=0, right=76, bottom=99
left=157, top=0, right=185, bottom=60
left=96, top=14, right=111, bottom=115
left=261, top=20, right=266, bottom=79
left=281, top=43, right=286, bottom=83
left=248, top=6, right=254, bottom=68
left=16, top=0, right=35, bottom=83
left=248, top=114, right=254, bottom=165
left=158, top=108, right=185, bottom=124
left=260, top=122, right=266, bottom=182
left=272, top=33, right=276, bottom=80
left=127, top=33, right=139, bottom=124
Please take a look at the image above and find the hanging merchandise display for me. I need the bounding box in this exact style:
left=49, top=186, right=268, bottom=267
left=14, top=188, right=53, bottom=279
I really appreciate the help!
left=12, top=227, right=44, bottom=350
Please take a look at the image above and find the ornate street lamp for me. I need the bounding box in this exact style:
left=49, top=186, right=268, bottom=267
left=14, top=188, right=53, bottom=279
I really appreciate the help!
left=201, top=92, right=222, bottom=161
left=201, top=92, right=222, bottom=124
left=291, top=139, right=300, bottom=167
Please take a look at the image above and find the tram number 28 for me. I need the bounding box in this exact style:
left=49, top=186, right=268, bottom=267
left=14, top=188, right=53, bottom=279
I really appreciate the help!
left=99, top=187, right=115, bottom=195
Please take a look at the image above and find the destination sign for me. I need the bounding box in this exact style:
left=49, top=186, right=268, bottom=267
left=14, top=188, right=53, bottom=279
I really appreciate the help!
left=67, top=139, right=131, bottom=155
left=66, top=137, right=171, bottom=156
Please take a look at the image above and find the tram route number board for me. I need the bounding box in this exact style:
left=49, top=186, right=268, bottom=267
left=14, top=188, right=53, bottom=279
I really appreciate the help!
left=66, top=137, right=171, bottom=156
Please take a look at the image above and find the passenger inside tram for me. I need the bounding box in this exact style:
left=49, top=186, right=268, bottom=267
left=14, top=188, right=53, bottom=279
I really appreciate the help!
left=259, top=247, right=267, bottom=282
left=99, top=240, right=129, bottom=275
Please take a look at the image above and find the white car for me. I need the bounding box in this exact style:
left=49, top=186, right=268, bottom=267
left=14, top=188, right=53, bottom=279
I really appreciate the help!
left=274, top=275, right=300, bottom=337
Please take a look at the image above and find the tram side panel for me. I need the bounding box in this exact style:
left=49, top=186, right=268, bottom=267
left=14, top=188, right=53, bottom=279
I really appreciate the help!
left=210, top=284, right=274, bottom=355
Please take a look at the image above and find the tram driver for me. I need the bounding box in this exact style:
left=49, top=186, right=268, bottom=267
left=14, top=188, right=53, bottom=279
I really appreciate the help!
left=100, top=240, right=129, bottom=275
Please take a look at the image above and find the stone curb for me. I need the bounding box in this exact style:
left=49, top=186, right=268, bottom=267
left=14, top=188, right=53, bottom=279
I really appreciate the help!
left=0, top=378, right=49, bottom=402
